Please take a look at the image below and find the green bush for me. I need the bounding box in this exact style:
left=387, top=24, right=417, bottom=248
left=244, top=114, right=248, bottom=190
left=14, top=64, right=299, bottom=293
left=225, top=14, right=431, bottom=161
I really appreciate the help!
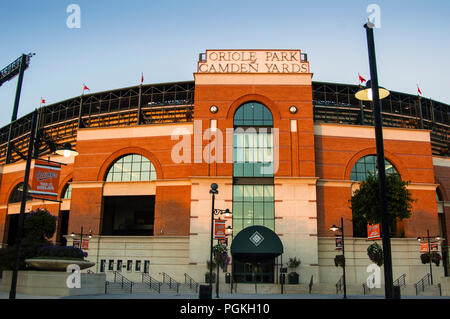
left=0, top=208, right=57, bottom=270
left=37, top=246, right=87, bottom=260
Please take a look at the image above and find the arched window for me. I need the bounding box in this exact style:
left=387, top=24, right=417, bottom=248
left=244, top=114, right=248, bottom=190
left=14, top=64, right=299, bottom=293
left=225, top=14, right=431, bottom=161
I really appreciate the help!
left=8, top=183, right=31, bottom=204
left=350, top=155, right=398, bottom=181
left=234, top=102, right=273, bottom=127
left=233, top=101, right=274, bottom=235
left=105, top=154, right=157, bottom=182
left=62, top=180, right=72, bottom=199
left=233, top=102, right=274, bottom=178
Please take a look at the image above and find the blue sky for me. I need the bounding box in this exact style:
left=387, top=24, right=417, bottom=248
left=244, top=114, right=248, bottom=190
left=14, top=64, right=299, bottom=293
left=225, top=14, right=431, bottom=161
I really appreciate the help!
left=0, top=0, right=449, bottom=127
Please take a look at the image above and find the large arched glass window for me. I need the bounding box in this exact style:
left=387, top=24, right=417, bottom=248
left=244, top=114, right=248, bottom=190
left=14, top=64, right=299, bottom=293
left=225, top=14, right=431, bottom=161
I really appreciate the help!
left=233, top=102, right=274, bottom=235
left=8, top=183, right=31, bottom=203
left=350, top=155, right=398, bottom=182
left=234, top=102, right=273, bottom=127
left=105, top=154, right=157, bottom=182
left=233, top=102, right=274, bottom=178
left=62, top=180, right=72, bottom=199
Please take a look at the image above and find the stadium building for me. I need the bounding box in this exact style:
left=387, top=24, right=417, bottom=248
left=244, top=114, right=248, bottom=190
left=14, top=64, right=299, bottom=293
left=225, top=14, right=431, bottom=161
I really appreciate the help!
left=0, top=49, right=449, bottom=291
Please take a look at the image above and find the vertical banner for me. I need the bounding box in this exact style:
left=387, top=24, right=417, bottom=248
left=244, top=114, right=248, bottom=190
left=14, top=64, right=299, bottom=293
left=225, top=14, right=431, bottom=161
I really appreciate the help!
left=420, top=242, right=429, bottom=253
left=30, top=159, right=61, bottom=201
left=367, top=224, right=381, bottom=240
left=430, top=242, right=439, bottom=252
left=73, top=240, right=89, bottom=250
left=335, top=236, right=343, bottom=250
left=214, top=219, right=226, bottom=239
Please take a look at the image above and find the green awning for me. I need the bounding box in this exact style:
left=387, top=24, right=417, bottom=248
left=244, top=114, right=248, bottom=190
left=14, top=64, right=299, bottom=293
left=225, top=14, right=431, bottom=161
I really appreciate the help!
left=230, top=225, right=283, bottom=262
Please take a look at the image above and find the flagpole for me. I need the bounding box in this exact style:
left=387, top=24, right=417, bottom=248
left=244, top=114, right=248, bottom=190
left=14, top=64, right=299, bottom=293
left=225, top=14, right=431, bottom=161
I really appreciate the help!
left=78, top=84, right=85, bottom=128
left=417, top=96, right=424, bottom=130
left=137, top=74, right=143, bottom=125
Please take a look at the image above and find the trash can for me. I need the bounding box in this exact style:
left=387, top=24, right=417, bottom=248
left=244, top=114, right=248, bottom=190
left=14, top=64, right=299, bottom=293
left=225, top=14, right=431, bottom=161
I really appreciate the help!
left=199, top=285, right=212, bottom=299
left=393, top=285, right=401, bottom=299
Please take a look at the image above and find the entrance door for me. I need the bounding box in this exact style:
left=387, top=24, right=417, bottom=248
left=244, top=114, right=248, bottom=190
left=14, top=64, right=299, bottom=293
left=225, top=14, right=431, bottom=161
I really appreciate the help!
left=233, top=260, right=274, bottom=283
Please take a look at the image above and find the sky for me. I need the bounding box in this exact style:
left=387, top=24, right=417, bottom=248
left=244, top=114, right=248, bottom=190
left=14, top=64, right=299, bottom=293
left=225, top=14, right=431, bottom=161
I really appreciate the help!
left=0, top=0, right=449, bottom=128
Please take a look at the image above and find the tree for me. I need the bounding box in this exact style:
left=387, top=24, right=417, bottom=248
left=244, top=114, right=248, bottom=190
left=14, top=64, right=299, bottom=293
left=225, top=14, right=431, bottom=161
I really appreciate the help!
left=351, top=173, right=415, bottom=236
left=0, top=208, right=57, bottom=270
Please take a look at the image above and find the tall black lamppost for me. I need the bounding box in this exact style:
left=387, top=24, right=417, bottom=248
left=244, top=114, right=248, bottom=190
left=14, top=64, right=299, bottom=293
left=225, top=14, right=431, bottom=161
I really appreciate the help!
left=417, top=230, right=442, bottom=285
left=330, top=217, right=346, bottom=299
left=355, top=22, right=393, bottom=299
left=209, top=183, right=231, bottom=299
left=8, top=109, right=79, bottom=299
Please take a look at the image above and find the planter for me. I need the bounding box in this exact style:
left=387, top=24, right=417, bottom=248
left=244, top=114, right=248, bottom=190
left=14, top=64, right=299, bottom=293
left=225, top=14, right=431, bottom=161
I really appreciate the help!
left=25, top=258, right=95, bottom=271
left=288, top=272, right=299, bottom=284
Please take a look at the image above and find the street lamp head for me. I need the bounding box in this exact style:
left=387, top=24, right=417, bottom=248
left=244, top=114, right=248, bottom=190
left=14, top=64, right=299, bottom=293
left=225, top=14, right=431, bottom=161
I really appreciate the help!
left=436, top=236, right=441, bottom=241
left=70, top=232, right=75, bottom=237
left=329, top=225, right=340, bottom=232
left=210, top=183, right=219, bottom=194
left=355, top=80, right=390, bottom=101
left=417, top=237, right=422, bottom=242
left=56, top=142, right=79, bottom=158
left=224, top=209, right=231, bottom=217
left=226, top=226, right=232, bottom=234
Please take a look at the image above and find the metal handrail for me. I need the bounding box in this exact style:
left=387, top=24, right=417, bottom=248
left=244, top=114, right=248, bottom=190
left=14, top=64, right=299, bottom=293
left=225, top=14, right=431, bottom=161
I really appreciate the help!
left=414, top=273, right=431, bottom=295
left=184, top=273, right=199, bottom=293
left=142, top=273, right=161, bottom=293
left=162, top=272, right=180, bottom=293
left=113, top=271, right=133, bottom=294
left=394, top=273, right=407, bottom=288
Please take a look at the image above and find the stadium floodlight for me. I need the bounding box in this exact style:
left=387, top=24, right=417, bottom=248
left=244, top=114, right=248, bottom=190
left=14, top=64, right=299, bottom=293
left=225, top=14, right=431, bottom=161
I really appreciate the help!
left=0, top=53, right=35, bottom=87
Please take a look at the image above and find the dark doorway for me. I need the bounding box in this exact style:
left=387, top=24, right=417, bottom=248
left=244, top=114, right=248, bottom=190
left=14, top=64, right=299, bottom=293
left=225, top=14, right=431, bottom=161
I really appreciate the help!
left=57, top=210, right=70, bottom=246
left=6, top=214, right=20, bottom=246
left=233, top=260, right=274, bottom=283
left=102, top=196, right=155, bottom=236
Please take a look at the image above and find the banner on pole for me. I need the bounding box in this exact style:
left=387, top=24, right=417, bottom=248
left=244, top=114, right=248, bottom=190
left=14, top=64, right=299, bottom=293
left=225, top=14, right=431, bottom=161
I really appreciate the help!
left=367, top=224, right=381, bottom=240
left=30, top=159, right=61, bottom=201
left=214, top=219, right=226, bottom=239
left=335, top=236, right=343, bottom=250
left=420, top=242, right=439, bottom=253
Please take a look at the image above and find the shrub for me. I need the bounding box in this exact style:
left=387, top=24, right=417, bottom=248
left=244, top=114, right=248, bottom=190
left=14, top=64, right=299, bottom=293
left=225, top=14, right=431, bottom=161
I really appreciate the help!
left=38, top=246, right=88, bottom=260
left=334, top=255, right=345, bottom=268
left=288, top=257, right=301, bottom=270
left=367, top=242, right=384, bottom=266
left=24, top=208, right=57, bottom=241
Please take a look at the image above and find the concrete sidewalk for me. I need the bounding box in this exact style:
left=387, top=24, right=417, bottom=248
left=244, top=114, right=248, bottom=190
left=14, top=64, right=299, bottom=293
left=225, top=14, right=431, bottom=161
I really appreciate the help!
left=1, top=291, right=449, bottom=299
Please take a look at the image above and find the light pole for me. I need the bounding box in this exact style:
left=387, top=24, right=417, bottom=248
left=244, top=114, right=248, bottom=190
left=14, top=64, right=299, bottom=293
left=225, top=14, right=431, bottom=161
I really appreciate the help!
left=8, top=110, right=79, bottom=299
left=209, top=183, right=232, bottom=299
left=355, top=22, right=393, bottom=299
left=330, top=217, right=346, bottom=299
left=418, top=230, right=442, bottom=284
left=71, top=227, right=93, bottom=251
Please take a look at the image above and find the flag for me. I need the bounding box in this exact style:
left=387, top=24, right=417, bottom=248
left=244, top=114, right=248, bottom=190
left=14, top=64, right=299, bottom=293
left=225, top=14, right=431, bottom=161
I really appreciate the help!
left=41, top=98, right=46, bottom=104
left=358, top=73, right=367, bottom=84
left=141, top=73, right=144, bottom=84
left=83, top=84, right=90, bottom=91
left=417, top=85, right=422, bottom=95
